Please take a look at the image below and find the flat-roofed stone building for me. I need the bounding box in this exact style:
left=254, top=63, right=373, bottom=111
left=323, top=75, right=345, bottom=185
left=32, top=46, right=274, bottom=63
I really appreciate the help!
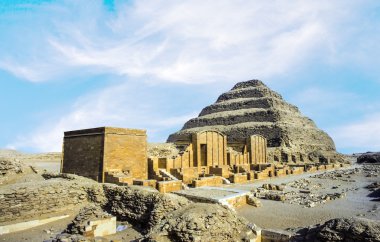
left=62, top=127, right=147, bottom=183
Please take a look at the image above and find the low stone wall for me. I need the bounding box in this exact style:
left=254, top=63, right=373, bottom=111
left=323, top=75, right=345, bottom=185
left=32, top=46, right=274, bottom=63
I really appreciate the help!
left=0, top=179, right=104, bottom=224
left=192, top=176, right=223, bottom=187
left=230, top=173, right=248, bottom=183
left=254, top=172, right=270, bottom=180
left=290, top=167, right=304, bottom=175
left=156, top=180, right=182, bottom=193
left=133, top=179, right=157, bottom=189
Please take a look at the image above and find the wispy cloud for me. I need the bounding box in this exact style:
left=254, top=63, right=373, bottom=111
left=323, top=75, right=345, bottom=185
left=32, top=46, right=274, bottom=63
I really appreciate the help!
left=1, top=1, right=378, bottom=84
left=2, top=1, right=380, bottom=152
left=6, top=82, right=198, bottom=152
left=329, top=113, right=380, bottom=153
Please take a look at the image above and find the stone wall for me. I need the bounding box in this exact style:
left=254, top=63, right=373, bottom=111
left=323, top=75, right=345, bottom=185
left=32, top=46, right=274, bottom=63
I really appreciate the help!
left=157, top=180, right=182, bottom=193
left=62, top=127, right=148, bottom=182
left=0, top=179, right=103, bottom=223
left=62, top=128, right=105, bottom=181
left=103, top=128, right=147, bottom=180
left=192, top=176, right=223, bottom=187
left=230, top=173, right=248, bottom=183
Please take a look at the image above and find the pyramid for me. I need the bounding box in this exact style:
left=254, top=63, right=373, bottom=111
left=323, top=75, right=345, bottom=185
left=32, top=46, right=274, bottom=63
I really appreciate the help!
left=168, top=80, right=341, bottom=162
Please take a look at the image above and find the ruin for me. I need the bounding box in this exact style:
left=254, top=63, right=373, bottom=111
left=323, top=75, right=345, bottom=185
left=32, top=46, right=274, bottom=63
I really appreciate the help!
left=168, top=79, right=344, bottom=164
left=60, top=80, right=348, bottom=194
left=62, top=127, right=147, bottom=183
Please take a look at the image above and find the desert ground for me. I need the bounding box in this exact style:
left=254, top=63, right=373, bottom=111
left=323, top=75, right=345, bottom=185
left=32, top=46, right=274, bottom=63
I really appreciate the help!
left=1, top=150, right=379, bottom=242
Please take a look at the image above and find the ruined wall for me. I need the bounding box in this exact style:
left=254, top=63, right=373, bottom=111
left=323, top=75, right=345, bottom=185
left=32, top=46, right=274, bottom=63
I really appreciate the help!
left=62, top=128, right=104, bottom=181
left=0, top=179, right=103, bottom=223
left=103, top=128, right=147, bottom=180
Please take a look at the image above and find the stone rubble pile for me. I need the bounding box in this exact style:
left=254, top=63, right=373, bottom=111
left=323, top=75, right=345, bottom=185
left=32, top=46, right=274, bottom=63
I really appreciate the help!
left=102, top=184, right=190, bottom=233
left=251, top=187, right=286, bottom=201
left=362, top=164, right=380, bottom=177
left=366, top=182, right=380, bottom=191
left=66, top=204, right=113, bottom=235
left=0, top=158, right=25, bottom=176
left=147, top=203, right=256, bottom=242
left=288, top=179, right=322, bottom=190
left=286, top=191, right=346, bottom=208
left=290, top=217, right=380, bottom=242
left=262, top=183, right=285, bottom=191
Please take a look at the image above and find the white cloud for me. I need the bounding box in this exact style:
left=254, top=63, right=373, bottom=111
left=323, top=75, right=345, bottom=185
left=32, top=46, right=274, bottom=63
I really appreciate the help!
left=7, top=82, right=197, bottom=152
left=2, top=0, right=380, bottom=152
left=329, top=113, right=380, bottom=152
left=1, top=1, right=377, bottom=84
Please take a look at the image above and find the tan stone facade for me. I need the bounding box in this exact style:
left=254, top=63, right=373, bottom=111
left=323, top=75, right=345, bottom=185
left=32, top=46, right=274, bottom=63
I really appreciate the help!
left=61, top=126, right=342, bottom=193
left=62, top=127, right=147, bottom=183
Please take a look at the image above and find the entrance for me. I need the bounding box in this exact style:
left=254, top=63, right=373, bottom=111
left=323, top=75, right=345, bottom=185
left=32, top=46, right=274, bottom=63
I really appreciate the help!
left=200, top=144, right=207, bottom=166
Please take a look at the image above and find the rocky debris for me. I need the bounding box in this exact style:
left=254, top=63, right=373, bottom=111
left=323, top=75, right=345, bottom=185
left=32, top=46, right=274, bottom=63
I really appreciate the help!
left=0, top=158, right=43, bottom=185
left=291, top=217, right=380, bottom=242
left=147, top=143, right=181, bottom=158
left=286, top=191, right=346, bottom=208
left=102, top=184, right=190, bottom=232
left=265, top=192, right=286, bottom=201
left=53, top=233, right=90, bottom=242
left=146, top=203, right=254, bottom=242
left=366, top=182, right=380, bottom=191
left=288, top=179, right=322, bottom=190
left=0, top=158, right=25, bottom=176
left=66, top=204, right=113, bottom=235
left=357, top=152, right=380, bottom=164
left=366, top=182, right=380, bottom=200
left=167, top=79, right=342, bottom=163
left=362, top=164, right=380, bottom=177
left=247, top=194, right=262, bottom=207
left=311, top=168, right=360, bottom=181
left=251, top=187, right=286, bottom=201
left=262, top=183, right=285, bottom=191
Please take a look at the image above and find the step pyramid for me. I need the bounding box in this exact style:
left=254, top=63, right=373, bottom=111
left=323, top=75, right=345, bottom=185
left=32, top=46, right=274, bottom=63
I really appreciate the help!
left=168, top=80, right=341, bottom=162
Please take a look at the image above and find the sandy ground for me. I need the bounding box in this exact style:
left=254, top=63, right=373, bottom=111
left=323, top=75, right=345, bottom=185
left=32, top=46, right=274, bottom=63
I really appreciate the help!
left=23, top=160, right=61, bottom=173
left=0, top=210, right=143, bottom=242
left=235, top=165, right=380, bottom=229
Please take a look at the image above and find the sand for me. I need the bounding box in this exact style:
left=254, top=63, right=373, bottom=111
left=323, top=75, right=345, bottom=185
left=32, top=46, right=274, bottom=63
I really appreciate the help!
left=235, top=165, right=379, bottom=229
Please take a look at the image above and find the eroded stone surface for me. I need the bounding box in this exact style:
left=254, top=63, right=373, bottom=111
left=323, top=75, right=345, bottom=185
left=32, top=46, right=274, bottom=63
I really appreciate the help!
left=168, top=80, right=343, bottom=163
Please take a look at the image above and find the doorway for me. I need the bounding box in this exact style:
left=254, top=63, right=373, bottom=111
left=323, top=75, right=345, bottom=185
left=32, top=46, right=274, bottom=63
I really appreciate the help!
left=200, top=144, right=207, bottom=166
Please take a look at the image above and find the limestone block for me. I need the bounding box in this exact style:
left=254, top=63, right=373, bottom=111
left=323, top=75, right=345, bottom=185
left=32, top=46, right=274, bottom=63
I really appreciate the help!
left=133, top=179, right=157, bottom=189
left=157, top=180, right=182, bottom=193
left=192, top=176, right=223, bottom=188
left=84, top=217, right=116, bottom=237
left=209, top=166, right=230, bottom=178
left=230, top=173, right=248, bottom=184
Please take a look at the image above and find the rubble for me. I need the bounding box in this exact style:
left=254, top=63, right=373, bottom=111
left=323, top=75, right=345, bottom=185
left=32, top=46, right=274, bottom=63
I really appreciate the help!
left=247, top=195, right=262, bottom=207
left=290, top=217, right=380, bottom=242
left=147, top=203, right=255, bottom=242
left=262, top=183, right=285, bottom=191
left=357, top=152, right=380, bottom=164
left=66, top=204, right=114, bottom=235
left=0, top=158, right=24, bottom=176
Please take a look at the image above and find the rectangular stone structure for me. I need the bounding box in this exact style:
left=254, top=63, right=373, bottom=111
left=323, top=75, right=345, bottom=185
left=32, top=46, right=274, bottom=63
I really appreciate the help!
left=62, top=127, right=147, bottom=182
left=248, top=135, right=268, bottom=164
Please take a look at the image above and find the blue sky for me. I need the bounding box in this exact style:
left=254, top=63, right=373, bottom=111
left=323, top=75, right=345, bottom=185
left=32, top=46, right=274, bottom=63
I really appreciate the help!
left=1, top=0, right=380, bottom=154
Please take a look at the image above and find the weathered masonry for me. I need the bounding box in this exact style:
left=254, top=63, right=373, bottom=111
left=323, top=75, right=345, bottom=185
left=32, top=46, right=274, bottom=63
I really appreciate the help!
left=148, top=131, right=269, bottom=184
left=61, top=126, right=344, bottom=193
left=62, top=127, right=147, bottom=183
